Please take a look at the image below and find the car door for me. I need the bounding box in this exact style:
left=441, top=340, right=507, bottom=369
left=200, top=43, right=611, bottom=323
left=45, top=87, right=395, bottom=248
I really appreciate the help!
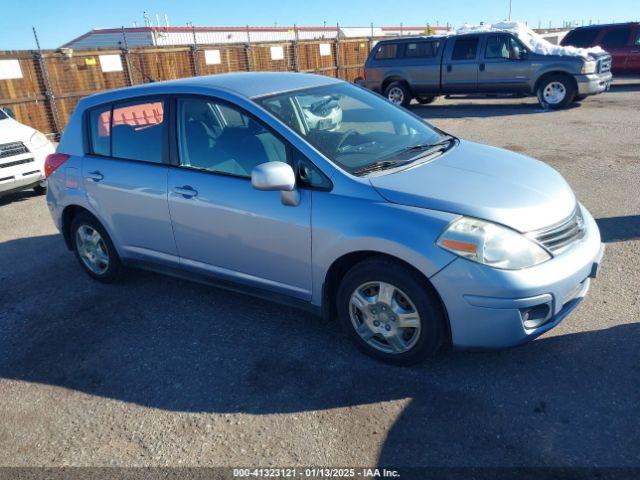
left=442, top=36, right=480, bottom=93
left=628, top=26, right=640, bottom=73
left=478, top=34, right=532, bottom=93
left=167, top=96, right=312, bottom=300
left=83, top=98, right=178, bottom=265
left=600, top=27, right=633, bottom=73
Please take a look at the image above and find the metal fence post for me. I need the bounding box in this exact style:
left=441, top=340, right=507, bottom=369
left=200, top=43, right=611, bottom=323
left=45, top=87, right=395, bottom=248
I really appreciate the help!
left=32, top=27, right=61, bottom=136
left=245, top=25, right=254, bottom=71
left=189, top=22, right=200, bottom=76
left=293, top=24, right=300, bottom=72
left=335, top=22, right=341, bottom=79
left=121, top=26, right=135, bottom=86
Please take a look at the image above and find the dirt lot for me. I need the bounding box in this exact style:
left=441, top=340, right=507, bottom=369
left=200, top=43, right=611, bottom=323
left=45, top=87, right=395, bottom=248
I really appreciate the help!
left=1, top=79, right=639, bottom=468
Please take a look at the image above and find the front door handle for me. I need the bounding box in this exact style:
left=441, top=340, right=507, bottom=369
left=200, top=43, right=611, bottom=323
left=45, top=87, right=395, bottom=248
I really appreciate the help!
left=174, top=185, right=198, bottom=198
left=446, top=64, right=452, bottom=72
left=86, top=170, right=104, bottom=182
left=479, top=63, right=485, bottom=71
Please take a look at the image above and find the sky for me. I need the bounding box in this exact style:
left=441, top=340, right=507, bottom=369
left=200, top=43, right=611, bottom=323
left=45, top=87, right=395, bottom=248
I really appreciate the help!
left=1, top=0, right=638, bottom=49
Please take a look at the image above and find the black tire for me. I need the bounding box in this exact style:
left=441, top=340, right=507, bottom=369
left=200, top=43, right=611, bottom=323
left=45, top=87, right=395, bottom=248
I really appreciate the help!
left=336, top=257, right=447, bottom=365
left=536, top=74, right=576, bottom=110
left=384, top=81, right=412, bottom=108
left=416, top=95, right=437, bottom=105
left=33, top=183, right=47, bottom=195
left=70, top=212, right=122, bottom=283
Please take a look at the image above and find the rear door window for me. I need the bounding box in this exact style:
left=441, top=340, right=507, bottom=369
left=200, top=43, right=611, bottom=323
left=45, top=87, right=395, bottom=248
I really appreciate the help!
left=563, top=28, right=600, bottom=47
left=601, top=28, right=632, bottom=48
left=451, top=37, right=479, bottom=60
left=111, top=99, right=166, bottom=163
left=375, top=43, right=399, bottom=60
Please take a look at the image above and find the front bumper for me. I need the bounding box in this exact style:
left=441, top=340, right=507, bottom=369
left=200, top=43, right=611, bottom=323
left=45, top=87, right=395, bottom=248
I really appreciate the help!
left=575, top=72, right=613, bottom=95
left=430, top=205, right=604, bottom=349
left=0, top=171, right=44, bottom=194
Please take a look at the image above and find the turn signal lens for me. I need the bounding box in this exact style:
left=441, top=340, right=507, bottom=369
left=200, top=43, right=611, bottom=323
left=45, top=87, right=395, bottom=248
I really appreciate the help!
left=44, top=153, right=70, bottom=178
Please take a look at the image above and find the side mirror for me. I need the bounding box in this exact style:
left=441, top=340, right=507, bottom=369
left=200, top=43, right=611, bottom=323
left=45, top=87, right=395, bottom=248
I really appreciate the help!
left=251, top=161, right=300, bottom=206
left=517, top=48, right=528, bottom=60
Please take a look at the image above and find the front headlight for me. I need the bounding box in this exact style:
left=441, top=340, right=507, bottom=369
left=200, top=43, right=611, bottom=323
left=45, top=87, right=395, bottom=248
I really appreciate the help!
left=29, top=131, right=50, bottom=149
left=436, top=217, right=551, bottom=270
left=581, top=60, right=597, bottom=74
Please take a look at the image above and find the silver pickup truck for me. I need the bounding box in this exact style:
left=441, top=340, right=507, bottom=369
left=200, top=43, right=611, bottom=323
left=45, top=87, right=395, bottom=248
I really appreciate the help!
left=360, top=31, right=613, bottom=109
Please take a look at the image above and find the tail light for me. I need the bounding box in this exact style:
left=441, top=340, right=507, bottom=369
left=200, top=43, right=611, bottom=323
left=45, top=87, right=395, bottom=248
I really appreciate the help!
left=44, top=153, right=70, bottom=178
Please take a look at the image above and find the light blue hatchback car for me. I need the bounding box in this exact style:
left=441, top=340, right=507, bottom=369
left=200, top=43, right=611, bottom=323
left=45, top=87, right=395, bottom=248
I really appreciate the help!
left=45, top=72, right=604, bottom=364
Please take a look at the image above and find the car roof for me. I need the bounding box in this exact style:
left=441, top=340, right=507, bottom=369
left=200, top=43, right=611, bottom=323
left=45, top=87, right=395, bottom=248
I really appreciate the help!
left=82, top=72, right=342, bottom=105
left=568, top=22, right=639, bottom=31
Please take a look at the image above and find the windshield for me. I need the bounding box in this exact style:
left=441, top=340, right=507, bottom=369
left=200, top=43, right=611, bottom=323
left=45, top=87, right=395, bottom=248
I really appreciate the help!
left=256, top=83, right=447, bottom=174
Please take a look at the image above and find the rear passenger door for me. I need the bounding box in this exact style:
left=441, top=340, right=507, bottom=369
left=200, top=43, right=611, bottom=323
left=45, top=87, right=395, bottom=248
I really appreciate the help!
left=628, top=26, right=640, bottom=73
left=442, top=36, right=480, bottom=92
left=600, top=27, right=634, bottom=73
left=166, top=96, right=313, bottom=300
left=84, top=97, right=178, bottom=265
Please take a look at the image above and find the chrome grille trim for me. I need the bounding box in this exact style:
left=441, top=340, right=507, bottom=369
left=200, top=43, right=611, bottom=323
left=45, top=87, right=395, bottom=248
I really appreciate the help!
left=598, top=57, right=612, bottom=74
left=528, top=207, right=586, bottom=254
left=0, top=157, right=34, bottom=169
left=0, top=141, right=30, bottom=159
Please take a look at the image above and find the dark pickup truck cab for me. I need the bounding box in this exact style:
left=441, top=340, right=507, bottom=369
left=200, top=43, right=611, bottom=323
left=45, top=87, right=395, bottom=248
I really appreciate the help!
left=360, top=31, right=613, bottom=109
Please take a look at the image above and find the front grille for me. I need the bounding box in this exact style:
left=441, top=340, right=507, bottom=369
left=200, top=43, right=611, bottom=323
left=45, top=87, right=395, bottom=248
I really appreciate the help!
left=0, top=141, right=30, bottom=159
left=598, top=57, right=611, bottom=74
left=530, top=207, right=585, bottom=253
left=0, top=157, right=34, bottom=169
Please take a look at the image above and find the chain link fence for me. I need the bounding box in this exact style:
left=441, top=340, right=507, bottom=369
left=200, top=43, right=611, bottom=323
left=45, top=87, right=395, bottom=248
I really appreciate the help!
left=0, top=26, right=401, bottom=139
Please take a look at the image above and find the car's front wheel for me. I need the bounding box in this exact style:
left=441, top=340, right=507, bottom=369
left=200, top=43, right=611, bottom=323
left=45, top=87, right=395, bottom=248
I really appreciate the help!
left=70, top=212, right=122, bottom=283
left=337, top=257, right=447, bottom=365
left=537, top=74, right=576, bottom=109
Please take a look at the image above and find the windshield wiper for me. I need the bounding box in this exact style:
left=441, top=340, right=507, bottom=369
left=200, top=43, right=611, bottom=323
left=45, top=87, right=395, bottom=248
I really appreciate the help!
left=396, top=135, right=455, bottom=156
left=353, top=160, right=409, bottom=175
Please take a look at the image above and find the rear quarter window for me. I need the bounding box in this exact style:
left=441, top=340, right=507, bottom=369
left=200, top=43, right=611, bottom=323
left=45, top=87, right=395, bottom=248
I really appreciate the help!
left=88, top=106, right=111, bottom=156
left=404, top=41, right=440, bottom=58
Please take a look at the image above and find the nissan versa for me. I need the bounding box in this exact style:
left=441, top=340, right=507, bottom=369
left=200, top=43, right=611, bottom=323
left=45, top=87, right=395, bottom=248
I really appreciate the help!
left=45, top=72, right=604, bottom=364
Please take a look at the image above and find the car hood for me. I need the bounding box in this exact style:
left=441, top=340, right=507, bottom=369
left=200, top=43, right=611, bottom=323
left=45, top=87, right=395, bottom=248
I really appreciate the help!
left=369, top=140, right=576, bottom=233
left=0, top=117, right=35, bottom=144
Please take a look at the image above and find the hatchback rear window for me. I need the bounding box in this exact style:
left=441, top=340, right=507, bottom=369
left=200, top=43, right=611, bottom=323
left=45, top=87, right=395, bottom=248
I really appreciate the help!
left=601, top=28, right=631, bottom=48
left=375, top=43, right=399, bottom=60
left=563, top=28, right=600, bottom=47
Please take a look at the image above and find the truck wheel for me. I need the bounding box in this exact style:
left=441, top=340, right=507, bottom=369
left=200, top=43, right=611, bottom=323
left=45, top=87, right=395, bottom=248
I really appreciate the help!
left=416, top=96, right=437, bottom=105
left=537, top=74, right=576, bottom=110
left=384, top=82, right=412, bottom=107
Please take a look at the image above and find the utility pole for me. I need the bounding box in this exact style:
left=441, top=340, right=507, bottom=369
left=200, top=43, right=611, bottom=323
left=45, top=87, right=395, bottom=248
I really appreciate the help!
left=508, top=0, right=512, bottom=21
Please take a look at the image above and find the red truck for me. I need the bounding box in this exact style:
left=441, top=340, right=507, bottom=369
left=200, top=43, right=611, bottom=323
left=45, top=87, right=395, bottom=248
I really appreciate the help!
left=561, top=22, right=640, bottom=74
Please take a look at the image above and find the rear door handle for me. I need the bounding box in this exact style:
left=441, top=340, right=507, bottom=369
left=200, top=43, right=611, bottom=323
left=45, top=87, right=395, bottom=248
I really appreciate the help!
left=86, top=170, right=104, bottom=182
left=479, top=63, right=485, bottom=71
left=173, top=185, right=198, bottom=198
left=446, top=64, right=452, bottom=72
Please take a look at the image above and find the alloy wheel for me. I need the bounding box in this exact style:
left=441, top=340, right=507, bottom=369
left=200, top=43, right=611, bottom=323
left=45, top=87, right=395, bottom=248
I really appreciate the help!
left=75, top=225, right=110, bottom=275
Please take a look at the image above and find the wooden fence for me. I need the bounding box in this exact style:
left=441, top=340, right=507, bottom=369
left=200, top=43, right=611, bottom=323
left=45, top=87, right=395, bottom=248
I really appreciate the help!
left=0, top=37, right=377, bottom=138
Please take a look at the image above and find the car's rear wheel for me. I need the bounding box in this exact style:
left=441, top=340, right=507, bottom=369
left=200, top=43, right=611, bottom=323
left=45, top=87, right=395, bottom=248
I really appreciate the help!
left=70, top=213, right=122, bottom=283
left=337, top=257, right=446, bottom=365
left=384, top=81, right=412, bottom=108
left=537, top=74, right=576, bottom=109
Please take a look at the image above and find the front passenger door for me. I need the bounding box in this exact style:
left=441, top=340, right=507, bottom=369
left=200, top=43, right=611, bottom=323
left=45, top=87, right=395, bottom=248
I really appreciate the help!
left=167, top=96, right=313, bottom=300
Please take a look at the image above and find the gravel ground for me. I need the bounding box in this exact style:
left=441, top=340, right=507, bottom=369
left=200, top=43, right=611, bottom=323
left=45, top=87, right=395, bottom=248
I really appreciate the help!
left=0, top=78, right=638, bottom=468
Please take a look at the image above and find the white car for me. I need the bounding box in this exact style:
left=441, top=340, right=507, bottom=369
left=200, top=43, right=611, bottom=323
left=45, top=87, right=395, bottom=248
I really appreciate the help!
left=0, top=108, right=55, bottom=196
